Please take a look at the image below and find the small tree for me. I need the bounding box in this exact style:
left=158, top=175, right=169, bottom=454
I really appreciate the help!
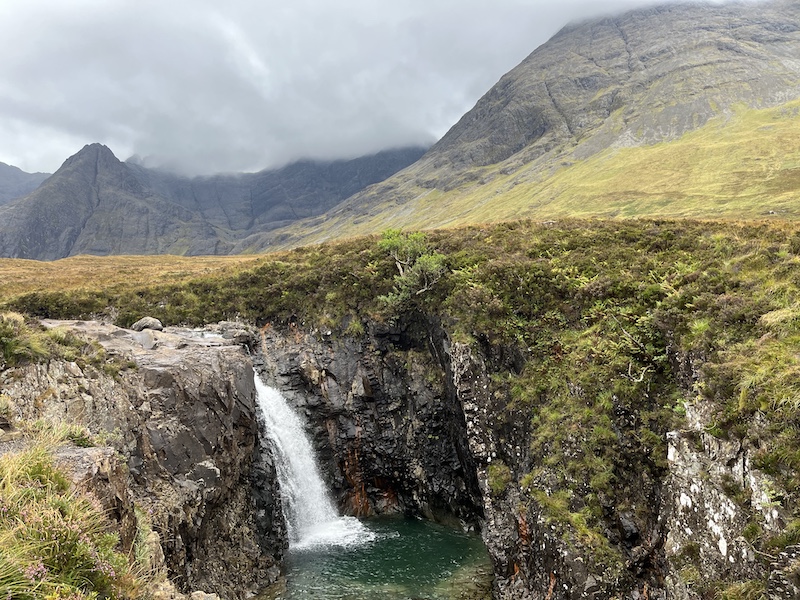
left=377, top=229, right=429, bottom=277
left=377, top=229, right=446, bottom=311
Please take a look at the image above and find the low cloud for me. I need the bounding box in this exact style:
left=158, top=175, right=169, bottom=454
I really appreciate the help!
left=0, top=0, right=759, bottom=174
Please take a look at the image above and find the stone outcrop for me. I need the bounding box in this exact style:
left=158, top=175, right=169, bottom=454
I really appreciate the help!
left=0, top=320, right=284, bottom=599
left=256, top=319, right=484, bottom=528
left=447, top=340, right=616, bottom=600
left=2, top=315, right=794, bottom=599
left=447, top=338, right=794, bottom=599
left=131, top=316, right=164, bottom=331
left=661, top=400, right=793, bottom=598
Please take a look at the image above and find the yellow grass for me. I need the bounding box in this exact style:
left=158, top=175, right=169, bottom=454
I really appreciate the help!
left=0, top=254, right=263, bottom=300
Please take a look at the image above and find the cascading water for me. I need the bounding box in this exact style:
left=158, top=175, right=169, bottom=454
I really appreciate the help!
left=254, top=372, right=375, bottom=550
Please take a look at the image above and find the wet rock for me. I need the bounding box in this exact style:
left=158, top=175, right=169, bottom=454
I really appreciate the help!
left=257, top=320, right=483, bottom=528
left=618, top=511, right=640, bottom=541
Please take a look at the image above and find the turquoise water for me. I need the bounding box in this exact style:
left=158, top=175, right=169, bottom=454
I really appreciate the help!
left=261, top=516, right=493, bottom=600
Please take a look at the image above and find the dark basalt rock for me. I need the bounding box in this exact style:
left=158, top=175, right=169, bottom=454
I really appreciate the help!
left=256, top=319, right=484, bottom=529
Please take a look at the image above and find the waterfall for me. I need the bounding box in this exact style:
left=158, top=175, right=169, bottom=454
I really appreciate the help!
left=254, top=372, right=375, bottom=550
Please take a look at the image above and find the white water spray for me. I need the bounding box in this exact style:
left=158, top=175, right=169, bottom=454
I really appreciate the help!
left=254, top=373, right=375, bottom=550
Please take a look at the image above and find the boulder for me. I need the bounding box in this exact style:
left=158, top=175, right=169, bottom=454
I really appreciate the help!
left=131, top=317, right=164, bottom=332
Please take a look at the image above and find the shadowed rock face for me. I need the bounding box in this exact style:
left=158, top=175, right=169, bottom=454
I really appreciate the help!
left=256, top=317, right=799, bottom=600
left=255, top=320, right=484, bottom=528
left=0, top=144, right=426, bottom=259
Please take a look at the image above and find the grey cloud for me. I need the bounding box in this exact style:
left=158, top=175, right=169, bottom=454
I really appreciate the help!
left=0, top=0, right=765, bottom=174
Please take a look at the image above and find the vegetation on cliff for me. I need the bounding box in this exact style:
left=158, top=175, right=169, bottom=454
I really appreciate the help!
left=0, top=312, right=134, bottom=378
left=0, top=317, right=147, bottom=600
left=2, top=217, right=800, bottom=595
left=0, top=444, right=143, bottom=600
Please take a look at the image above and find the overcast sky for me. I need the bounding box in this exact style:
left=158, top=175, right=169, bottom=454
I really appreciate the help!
left=0, top=0, right=746, bottom=175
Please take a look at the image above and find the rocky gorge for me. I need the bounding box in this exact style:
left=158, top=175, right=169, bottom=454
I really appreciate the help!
left=2, top=308, right=797, bottom=599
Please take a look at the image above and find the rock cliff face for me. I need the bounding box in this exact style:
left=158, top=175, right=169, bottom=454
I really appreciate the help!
left=0, top=321, right=284, bottom=599
left=3, top=316, right=796, bottom=599
left=256, top=320, right=483, bottom=527
left=256, top=318, right=797, bottom=599
left=663, top=402, right=800, bottom=599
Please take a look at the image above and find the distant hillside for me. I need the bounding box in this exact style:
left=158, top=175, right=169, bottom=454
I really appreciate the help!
left=0, top=144, right=425, bottom=259
left=261, top=0, right=800, bottom=249
left=0, top=162, right=49, bottom=206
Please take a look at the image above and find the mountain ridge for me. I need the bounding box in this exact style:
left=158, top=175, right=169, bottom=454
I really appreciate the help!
left=255, top=0, right=800, bottom=250
left=0, top=161, right=50, bottom=206
left=0, top=143, right=426, bottom=259
left=4, top=1, right=800, bottom=257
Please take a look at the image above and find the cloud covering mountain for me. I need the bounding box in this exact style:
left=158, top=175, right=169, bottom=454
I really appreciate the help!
left=0, top=0, right=762, bottom=175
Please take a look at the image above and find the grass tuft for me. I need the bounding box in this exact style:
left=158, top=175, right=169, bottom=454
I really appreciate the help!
left=0, top=446, right=142, bottom=599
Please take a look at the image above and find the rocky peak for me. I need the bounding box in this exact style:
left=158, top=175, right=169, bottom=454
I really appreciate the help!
left=60, top=143, right=119, bottom=169
left=431, top=0, right=800, bottom=172
left=0, top=143, right=426, bottom=259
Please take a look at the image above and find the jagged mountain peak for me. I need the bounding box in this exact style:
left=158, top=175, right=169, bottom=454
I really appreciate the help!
left=59, top=143, right=123, bottom=172
left=0, top=143, right=426, bottom=259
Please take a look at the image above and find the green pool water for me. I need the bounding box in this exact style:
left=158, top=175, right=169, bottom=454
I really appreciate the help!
left=261, top=515, right=493, bottom=600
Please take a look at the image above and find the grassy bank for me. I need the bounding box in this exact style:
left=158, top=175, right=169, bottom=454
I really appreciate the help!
left=0, top=444, right=143, bottom=600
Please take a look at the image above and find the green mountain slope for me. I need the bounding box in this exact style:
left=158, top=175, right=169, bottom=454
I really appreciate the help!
left=254, top=0, right=800, bottom=250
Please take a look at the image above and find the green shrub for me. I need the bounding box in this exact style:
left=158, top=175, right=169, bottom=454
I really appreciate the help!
left=487, top=462, right=513, bottom=496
